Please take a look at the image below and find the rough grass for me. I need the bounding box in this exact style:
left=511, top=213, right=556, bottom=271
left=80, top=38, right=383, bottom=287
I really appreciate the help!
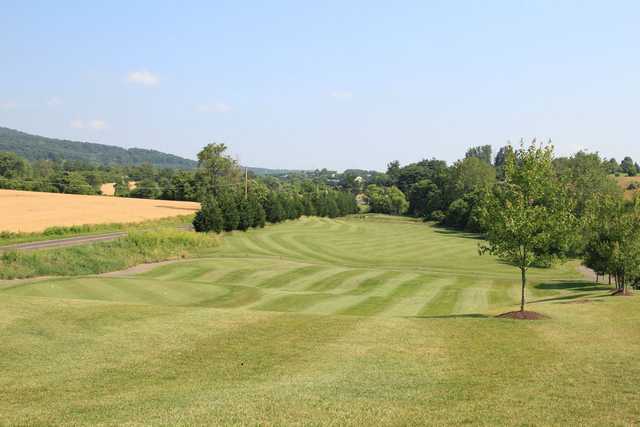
left=1, top=215, right=639, bottom=425
left=0, top=228, right=220, bottom=279
left=0, top=215, right=194, bottom=246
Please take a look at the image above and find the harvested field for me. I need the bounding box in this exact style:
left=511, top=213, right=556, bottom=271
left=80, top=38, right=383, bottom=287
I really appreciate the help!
left=616, top=175, right=640, bottom=200
left=0, top=189, right=200, bottom=232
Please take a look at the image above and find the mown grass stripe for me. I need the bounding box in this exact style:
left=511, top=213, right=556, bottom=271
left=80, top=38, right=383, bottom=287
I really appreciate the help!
left=257, top=265, right=327, bottom=289
left=253, top=292, right=335, bottom=312
left=346, top=271, right=403, bottom=296
left=305, top=269, right=369, bottom=292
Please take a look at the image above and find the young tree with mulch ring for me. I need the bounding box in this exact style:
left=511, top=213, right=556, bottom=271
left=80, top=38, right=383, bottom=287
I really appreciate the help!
left=478, top=142, right=576, bottom=316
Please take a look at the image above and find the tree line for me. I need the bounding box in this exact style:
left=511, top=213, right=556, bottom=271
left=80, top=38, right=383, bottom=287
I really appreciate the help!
left=350, top=142, right=639, bottom=311
left=191, top=143, right=358, bottom=233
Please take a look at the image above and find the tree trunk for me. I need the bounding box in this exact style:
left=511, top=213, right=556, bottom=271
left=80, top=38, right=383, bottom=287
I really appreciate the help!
left=520, top=267, right=526, bottom=312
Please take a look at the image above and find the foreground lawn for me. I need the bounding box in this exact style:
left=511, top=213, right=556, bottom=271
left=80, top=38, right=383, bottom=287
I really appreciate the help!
left=1, top=216, right=639, bottom=425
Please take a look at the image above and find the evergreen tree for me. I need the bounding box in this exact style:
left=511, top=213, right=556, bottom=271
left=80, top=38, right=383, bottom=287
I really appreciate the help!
left=219, top=190, right=240, bottom=231
left=253, top=197, right=267, bottom=228
left=303, top=195, right=316, bottom=216
left=281, top=193, right=297, bottom=220
left=238, top=197, right=255, bottom=231
left=193, top=196, right=223, bottom=233
left=265, top=192, right=284, bottom=223
left=326, top=193, right=339, bottom=218
left=315, top=193, right=328, bottom=217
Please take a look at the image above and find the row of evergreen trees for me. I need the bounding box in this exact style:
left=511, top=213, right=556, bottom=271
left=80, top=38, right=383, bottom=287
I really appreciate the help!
left=193, top=188, right=358, bottom=233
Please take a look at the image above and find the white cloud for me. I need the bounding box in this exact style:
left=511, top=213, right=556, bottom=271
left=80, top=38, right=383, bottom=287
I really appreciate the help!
left=0, top=101, right=17, bottom=111
left=126, top=70, right=160, bottom=86
left=70, top=119, right=85, bottom=129
left=88, top=119, right=107, bottom=130
left=47, top=97, right=63, bottom=107
left=70, top=119, right=108, bottom=130
left=329, top=90, right=353, bottom=100
left=197, top=102, right=232, bottom=113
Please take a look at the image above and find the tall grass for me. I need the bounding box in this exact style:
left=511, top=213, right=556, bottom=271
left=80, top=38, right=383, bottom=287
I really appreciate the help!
left=0, top=228, right=220, bottom=279
left=0, top=215, right=194, bottom=246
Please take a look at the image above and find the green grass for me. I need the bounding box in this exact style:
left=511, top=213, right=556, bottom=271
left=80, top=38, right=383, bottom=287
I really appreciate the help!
left=0, top=228, right=220, bottom=279
left=0, top=214, right=195, bottom=246
left=1, top=215, right=639, bottom=425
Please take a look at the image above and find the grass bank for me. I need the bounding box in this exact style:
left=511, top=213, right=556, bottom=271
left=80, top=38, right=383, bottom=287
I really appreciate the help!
left=0, top=215, right=195, bottom=246
left=0, top=227, right=220, bottom=279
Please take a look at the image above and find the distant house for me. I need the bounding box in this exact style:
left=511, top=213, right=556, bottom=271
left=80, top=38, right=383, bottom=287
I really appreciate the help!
left=100, top=183, right=116, bottom=196
left=99, top=181, right=137, bottom=196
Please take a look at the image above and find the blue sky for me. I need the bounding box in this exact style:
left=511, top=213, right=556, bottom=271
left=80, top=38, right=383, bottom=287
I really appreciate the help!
left=1, top=1, right=639, bottom=170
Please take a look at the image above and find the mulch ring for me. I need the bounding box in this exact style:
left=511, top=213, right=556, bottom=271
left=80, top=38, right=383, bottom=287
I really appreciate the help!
left=611, top=289, right=634, bottom=297
left=496, top=310, right=549, bottom=320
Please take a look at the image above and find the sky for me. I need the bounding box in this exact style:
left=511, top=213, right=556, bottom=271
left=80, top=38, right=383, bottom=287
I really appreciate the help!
left=1, top=1, right=639, bottom=171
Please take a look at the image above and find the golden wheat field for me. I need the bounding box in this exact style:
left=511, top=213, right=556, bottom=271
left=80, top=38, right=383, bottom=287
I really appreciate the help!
left=0, top=189, right=200, bottom=233
left=617, top=175, right=640, bottom=200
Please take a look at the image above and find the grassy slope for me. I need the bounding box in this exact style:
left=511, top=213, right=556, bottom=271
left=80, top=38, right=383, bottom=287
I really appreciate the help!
left=1, top=215, right=639, bottom=425
left=0, top=215, right=195, bottom=246
left=0, top=227, right=220, bottom=279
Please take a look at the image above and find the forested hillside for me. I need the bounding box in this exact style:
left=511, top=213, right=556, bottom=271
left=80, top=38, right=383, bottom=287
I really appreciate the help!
left=0, top=127, right=197, bottom=169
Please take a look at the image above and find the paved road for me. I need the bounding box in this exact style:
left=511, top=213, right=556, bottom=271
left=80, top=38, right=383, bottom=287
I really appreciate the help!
left=0, top=232, right=127, bottom=253
left=0, top=225, right=194, bottom=253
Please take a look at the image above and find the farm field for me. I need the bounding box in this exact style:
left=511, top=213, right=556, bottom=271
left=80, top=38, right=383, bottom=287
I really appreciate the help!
left=0, top=189, right=200, bottom=233
left=1, top=216, right=639, bottom=425
left=617, top=175, right=640, bottom=200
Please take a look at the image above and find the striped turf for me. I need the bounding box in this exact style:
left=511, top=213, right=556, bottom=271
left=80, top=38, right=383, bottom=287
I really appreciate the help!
left=1, top=215, right=587, bottom=317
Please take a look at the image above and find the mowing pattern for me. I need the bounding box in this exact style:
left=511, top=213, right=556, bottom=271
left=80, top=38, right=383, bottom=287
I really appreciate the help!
left=2, top=216, right=582, bottom=316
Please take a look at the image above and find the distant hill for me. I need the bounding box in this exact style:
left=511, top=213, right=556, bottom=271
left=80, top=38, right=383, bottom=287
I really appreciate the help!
left=246, top=166, right=306, bottom=176
left=0, top=127, right=197, bottom=169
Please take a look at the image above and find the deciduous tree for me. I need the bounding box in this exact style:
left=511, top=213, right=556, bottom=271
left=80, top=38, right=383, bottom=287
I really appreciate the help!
left=478, top=142, right=576, bottom=312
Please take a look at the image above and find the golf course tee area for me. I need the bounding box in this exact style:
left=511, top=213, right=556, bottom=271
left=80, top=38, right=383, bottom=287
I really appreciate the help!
left=1, top=215, right=639, bottom=425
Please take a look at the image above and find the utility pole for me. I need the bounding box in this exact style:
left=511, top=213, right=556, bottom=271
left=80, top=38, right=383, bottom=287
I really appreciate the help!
left=245, top=168, right=248, bottom=199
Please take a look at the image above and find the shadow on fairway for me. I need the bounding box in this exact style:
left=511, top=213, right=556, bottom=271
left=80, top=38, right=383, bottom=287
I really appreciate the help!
left=529, top=294, right=598, bottom=304
left=535, top=280, right=611, bottom=292
left=432, top=226, right=482, bottom=241
left=407, top=313, right=490, bottom=319
left=528, top=280, right=613, bottom=304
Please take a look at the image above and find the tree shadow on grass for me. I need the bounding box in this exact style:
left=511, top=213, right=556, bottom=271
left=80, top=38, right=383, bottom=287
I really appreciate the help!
left=529, top=280, right=612, bottom=304
left=406, top=313, right=490, bottom=319
left=529, top=293, right=601, bottom=304
left=431, top=225, right=482, bottom=241
left=534, top=280, right=611, bottom=292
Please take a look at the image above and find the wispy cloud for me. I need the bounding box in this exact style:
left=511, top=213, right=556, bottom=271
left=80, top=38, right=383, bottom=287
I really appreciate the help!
left=70, top=119, right=108, bottom=130
left=0, top=101, right=17, bottom=111
left=126, top=70, right=160, bottom=86
left=46, top=97, right=63, bottom=107
left=197, top=102, right=232, bottom=113
left=329, top=90, right=353, bottom=100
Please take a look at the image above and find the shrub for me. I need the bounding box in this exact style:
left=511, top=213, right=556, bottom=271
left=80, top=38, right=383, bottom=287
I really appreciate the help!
left=193, top=197, right=223, bottom=233
left=430, top=210, right=446, bottom=222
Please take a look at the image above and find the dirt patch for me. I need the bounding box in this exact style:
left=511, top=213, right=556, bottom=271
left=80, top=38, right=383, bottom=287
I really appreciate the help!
left=100, top=259, right=185, bottom=277
left=496, top=310, right=549, bottom=320
left=576, top=265, right=597, bottom=282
